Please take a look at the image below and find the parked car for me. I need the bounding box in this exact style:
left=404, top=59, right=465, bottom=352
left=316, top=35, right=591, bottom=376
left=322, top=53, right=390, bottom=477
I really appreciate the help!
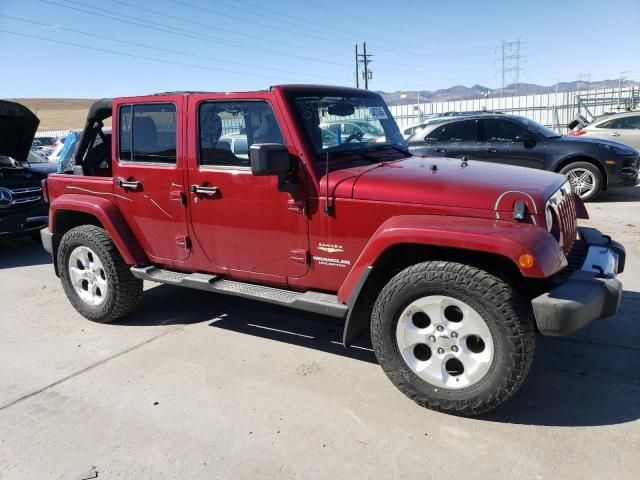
left=32, top=136, right=57, bottom=156
left=26, top=149, right=58, bottom=175
left=40, top=86, right=625, bottom=416
left=0, top=100, right=48, bottom=241
left=407, top=113, right=640, bottom=201
left=320, top=120, right=386, bottom=143
left=570, top=111, right=640, bottom=150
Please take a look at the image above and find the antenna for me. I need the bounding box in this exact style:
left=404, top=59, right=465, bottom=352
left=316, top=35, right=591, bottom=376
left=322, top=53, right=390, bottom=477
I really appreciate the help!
left=324, top=151, right=334, bottom=215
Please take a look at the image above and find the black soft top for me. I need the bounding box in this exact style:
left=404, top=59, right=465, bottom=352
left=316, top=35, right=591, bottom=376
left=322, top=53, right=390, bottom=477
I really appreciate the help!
left=74, top=98, right=113, bottom=165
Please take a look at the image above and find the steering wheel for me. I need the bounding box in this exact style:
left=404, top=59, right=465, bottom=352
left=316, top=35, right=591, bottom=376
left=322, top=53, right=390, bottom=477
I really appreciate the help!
left=345, top=131, right=365, bottom=143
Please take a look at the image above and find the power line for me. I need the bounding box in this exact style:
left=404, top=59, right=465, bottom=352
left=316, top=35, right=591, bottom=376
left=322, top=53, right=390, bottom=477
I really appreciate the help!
left=39, top=0, right=351, bottom=67
left=100, top=0, right=346, bottom=59
left=0, top=29, right=309, bottom=82
left=169, top=0, right=349, bottom=47
left=0, top=14, right=333, bottom=81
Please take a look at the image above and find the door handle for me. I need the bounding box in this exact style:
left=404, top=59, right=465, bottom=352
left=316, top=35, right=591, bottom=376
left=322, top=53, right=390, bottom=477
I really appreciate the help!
left=485, top=148, right=498, bottom=153
left=610, top=132, right=620, bottom=137
left=117, top=178, right=141, bottom=190
left=189, top=185, right=219, bottom=196
left=434, top=148, right=447, bottom=153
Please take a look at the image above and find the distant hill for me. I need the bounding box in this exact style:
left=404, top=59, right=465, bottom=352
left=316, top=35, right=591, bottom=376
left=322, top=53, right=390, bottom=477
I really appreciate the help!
left=6, top=98, right=96, bottom=131
left=380, top=79, right=640, bottom=105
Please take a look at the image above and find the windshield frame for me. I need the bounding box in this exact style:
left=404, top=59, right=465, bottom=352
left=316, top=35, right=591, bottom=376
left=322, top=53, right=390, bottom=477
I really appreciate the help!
left=284, top=89, right=407, bottom=165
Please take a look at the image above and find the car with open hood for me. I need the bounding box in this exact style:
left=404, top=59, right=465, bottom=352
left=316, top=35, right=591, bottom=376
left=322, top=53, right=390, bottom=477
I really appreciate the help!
left=0, top=100, right=48, bottom=240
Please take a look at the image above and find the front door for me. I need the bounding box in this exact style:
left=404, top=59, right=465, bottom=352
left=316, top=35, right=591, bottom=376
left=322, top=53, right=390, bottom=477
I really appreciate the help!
left=186, top=96, right=309, bottom=281
left=478, top=118, right=546, bottom=169
left=113, top=97, right=190, bottom=263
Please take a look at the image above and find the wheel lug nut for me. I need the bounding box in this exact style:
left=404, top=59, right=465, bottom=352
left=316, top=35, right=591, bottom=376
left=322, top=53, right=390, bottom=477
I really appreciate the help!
left=452, top=346, right=458, bottom=352
left=437, top=348, right=444, bottom=354
left=451, top=332, right=458, bottom=338
left=436, top=325, right=444, bottom=332
left=428, top=335, right=436, bottom=343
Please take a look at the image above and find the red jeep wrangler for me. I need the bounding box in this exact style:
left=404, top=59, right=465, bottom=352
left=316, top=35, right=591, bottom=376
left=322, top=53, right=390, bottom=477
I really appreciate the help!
left=40, top=86, right=625, bottom=415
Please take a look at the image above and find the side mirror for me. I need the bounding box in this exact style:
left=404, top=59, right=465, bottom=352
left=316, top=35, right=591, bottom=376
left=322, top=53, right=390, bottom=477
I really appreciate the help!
left=516, top=132, right=535, bottom=143
left=249, top=143, right=292, bottom=176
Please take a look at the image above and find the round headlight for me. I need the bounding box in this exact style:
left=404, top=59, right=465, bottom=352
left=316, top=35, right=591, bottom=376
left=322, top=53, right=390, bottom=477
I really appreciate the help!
left=545, top=206, right=554, bottom=232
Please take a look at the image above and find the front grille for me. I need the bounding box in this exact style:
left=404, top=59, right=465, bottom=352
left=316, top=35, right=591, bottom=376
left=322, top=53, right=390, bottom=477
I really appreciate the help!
left=550, top=237, right=587, bottom=285
left=0, top=186, right=42, bottom=210
left=622, top=156, right=639, bottom=176
left=546, top=182, right=577, bottom=255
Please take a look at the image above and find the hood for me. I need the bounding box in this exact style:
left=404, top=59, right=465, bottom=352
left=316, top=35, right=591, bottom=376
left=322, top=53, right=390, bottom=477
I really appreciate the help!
left=558, top=134, right=637, bottom=151
left=0, top=100, right=40, bottom=162
left=335, top=156, right=566, bottom=213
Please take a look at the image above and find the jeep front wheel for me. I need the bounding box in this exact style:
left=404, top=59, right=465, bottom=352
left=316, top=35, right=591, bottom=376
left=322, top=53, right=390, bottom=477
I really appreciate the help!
left=58, top=225, right=143, bottom=323
left=370, top=261, right=535, bottom=416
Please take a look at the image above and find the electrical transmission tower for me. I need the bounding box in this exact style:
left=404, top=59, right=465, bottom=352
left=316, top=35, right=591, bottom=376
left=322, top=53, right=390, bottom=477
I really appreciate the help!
left=498, top=39, right=524, bottom=95
left=355, top=42, right=373, bottom=89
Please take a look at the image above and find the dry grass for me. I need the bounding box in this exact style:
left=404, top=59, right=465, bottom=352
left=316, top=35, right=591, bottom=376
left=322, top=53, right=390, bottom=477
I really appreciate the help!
left=7, top=98, right=110, bottom=131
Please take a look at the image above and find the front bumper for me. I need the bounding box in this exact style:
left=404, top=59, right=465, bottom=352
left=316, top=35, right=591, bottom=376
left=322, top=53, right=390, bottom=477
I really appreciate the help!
left=531, top=227, right=625, bottom=336
left=41, top=227, right=53, bottom=255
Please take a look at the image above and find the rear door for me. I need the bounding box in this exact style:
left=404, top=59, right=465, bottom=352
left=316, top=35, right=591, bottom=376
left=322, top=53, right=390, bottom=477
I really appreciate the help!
left=591, top=116, right=640, bottom=149
left=113, top=96, right=190, bottom=263
left=478, top=118, right=546, bottom=169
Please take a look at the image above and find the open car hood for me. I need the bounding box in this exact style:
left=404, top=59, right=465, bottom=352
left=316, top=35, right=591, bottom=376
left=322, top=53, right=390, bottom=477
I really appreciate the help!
left=0, top=100, right=40, bottom=162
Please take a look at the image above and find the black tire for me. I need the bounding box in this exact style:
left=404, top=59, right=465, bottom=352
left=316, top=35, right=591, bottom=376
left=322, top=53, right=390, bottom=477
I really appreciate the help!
left=559, top=161, right=603, bottom=202
left=370, top=261, right=535, bottom=416
left=58, top=225, right=143, bottom=323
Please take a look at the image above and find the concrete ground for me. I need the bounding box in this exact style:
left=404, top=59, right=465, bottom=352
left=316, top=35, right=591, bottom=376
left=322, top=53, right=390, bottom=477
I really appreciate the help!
left=1, top=187, right=639, bottom=480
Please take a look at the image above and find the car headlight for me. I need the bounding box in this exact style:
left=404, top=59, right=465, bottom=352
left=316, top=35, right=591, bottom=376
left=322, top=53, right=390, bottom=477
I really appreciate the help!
left=599, top=143, right=636, bottom=155
left=545, top=206, right=554, bottom=232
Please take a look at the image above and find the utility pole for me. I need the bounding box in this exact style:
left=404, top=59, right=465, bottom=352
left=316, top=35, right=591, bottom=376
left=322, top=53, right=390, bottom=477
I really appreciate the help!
left=618, top=71, right=630, bottom=106
left=577, top=72, right=591, bottom=92
left=354, top=44, right=359, bottom=89
left=497, top=39, right=524, bottom=95
left=355, top=42, right=373, bottom=90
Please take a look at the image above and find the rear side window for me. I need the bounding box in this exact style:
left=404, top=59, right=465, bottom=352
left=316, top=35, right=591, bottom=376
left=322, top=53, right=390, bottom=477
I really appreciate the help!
left=119, top=103, right=177, bottom=164
left=483, top=119, right=526, bottom=142
left=424, top=125, right=446, bottom=142
left=597, top=116, right=640, bottom=129
left=440, top=120, right=477, bottom=141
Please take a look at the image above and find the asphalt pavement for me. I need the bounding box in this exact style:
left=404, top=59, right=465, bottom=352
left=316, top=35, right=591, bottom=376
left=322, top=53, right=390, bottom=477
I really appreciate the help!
left=1, top=186, right=639, bottom=479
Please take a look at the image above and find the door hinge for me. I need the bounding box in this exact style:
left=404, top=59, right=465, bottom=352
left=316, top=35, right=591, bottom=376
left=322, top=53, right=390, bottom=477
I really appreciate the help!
left=290, top=249, right=309, bottom=264
left=176, top=235, right=191, bottom=250
left=287, top=198, right=306, bottom=214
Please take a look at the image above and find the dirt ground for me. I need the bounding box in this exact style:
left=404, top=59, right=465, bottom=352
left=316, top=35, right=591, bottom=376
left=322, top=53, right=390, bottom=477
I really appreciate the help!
left=8, top=99, right=97, bottom=131
left=0, top=186, right=638, bottom=479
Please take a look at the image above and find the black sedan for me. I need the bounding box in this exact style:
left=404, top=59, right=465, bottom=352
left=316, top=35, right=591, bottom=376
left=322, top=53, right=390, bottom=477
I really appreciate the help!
left=407, top=113, right=640, bottom=201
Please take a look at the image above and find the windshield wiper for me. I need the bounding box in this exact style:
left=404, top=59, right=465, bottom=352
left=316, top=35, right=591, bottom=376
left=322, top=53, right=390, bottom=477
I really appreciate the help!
left=379, top=144, right=412, bottom=156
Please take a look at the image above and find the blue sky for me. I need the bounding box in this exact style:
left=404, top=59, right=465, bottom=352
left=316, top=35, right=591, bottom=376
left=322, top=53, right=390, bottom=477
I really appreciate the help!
left=1, top=0, right=639, bottom=98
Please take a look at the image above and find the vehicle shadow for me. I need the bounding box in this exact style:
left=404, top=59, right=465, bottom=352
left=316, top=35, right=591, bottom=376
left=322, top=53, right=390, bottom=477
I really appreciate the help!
left=592, top=184, right=640, bottom=203
left=0, top=236, right=52, bottom=269
left=115, top=283, right=377, bottom=364
left=117, top=284, right=639, bottom=426
left=481, top=289, right=640, bottom=427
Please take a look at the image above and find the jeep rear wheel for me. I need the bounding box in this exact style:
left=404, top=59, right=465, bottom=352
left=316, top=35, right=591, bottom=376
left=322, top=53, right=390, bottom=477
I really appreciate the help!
left=371, top=261, right=535, bottom=416
left=58, top=225, right=143, bottom=323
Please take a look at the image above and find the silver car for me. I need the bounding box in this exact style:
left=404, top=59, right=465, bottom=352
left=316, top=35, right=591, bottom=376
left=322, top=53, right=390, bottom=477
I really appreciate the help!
left=573, top=111, right=640, bottom=150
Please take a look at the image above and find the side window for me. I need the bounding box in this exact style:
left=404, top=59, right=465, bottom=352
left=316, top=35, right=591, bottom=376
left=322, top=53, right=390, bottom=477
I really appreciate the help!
left=440, top=120, right=477, bottom=141
left=199, top=100, right=284, bottom=167
left=483, top=119, right=525, bottom=142
left=596, top=119, right=616, bottom=129
left=626, top=116, right=640, bottom=129
left=600, top=117, right=640, bottom=129
left=118, top=103, right=177, bottom=164
left=424, top=125, right=445, bottom=142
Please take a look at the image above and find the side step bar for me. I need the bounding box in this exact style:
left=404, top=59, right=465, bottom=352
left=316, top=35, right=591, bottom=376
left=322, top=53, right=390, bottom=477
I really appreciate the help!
left=130, top=266, right=348, bottom=319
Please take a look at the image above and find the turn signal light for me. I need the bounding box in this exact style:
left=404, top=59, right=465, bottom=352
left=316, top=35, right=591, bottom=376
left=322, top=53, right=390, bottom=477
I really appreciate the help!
left=570, top=130, right=586, bottom=136
left=41, top=179, right=49, bottom=204
left=518, top=254, right=535, bottom=269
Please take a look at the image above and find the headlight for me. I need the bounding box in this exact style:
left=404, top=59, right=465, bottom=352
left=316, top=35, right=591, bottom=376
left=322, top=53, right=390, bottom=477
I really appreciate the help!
left=599, top=143, right=635, bottom=155
left=545, top=206, right=554, bottom=232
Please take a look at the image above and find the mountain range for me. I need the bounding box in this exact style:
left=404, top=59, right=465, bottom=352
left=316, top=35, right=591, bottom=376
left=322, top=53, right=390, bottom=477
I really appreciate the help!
left=380, top=79, right=640, bottom=105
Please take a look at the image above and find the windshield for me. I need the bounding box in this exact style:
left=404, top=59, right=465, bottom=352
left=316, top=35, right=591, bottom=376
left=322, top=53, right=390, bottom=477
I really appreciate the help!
left=286, top=91, right=406, bottom=160
left=28, top=150, right=49, bottom=163
left=519, top=116, right=562, bottom=138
